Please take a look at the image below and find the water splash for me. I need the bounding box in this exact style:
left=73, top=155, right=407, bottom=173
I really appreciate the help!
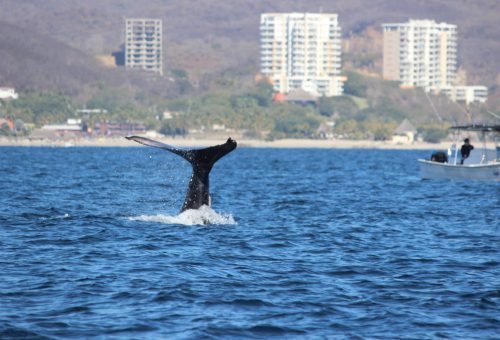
left=129, top=205, right=236, bottom=226
left=39, top=213, right=71, bottom=221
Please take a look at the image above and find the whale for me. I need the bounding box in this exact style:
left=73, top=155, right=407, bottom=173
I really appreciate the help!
left=126, top=136, right=237, bottom=212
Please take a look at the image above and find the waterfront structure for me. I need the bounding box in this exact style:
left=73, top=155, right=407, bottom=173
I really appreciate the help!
left=382, top=19, right=457, bottom=92
left=124, top=18, right=163, bottom=75
left=31, top=119, right=85, bottom=140
left=260, top=13, right=343, bottom=97
left=94, top=122, right=146, bottom=136
left=392, top=119, right=417, bottom=144
left=440, top=85, right=488, bottom=105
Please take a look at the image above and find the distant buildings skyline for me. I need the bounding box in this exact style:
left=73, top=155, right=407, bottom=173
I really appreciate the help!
left=382, top=19, right=457, bottom=91
left=259, top=13, right=344, bottom=97
left=118, top=15, right=488, bottom=103
left=382, top=19, right=487, bottom=104
left=124, top=18, right=163, bottom=75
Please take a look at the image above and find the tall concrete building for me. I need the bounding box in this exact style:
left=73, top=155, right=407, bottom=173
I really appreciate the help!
left=382, top=19, right=457, bottom=91
left=260, top=13, right=343, bottom=97
left=124, top=18, right=163, bottom=75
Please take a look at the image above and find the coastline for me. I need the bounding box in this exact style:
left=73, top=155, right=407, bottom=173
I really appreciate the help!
left=0, top=136, right=454, bottom=150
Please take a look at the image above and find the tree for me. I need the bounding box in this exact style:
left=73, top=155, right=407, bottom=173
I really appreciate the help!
left=11, top=91, right=73, bottom=126
left=87, top=88, right=128, bottom=113
left=421, top=127, right=448, bottom=143
left=0, top=123, right=11, bottom=136
left=373, top=127, right=392, bottom=141
left=334, top=119, right=366, bottom=139
left=171, top=69, right=188, bottom=79
left=271, top=105, right=322, bottom=138
left=344, top=71, right=368, bottom=97
left=14, top=119, right=27, bottom=135
left=251, top=80, right=274, bottom=107
left=318, top=96, right=358, bottom=117
left=160, top=119, right=187, bottom=137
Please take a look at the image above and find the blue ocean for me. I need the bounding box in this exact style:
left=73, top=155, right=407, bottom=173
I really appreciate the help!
left=0, top=146, right=498, bottom=339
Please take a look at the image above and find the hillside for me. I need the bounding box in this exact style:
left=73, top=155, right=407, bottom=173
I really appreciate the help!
left=0, top=21, right=111, bottom=97
left=0, top=20, right=195, bottom=104
left=0, top=0, right=498, bottom=90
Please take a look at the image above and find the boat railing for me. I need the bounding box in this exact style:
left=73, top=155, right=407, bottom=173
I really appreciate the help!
left=448, top=143, right=459, bottom=165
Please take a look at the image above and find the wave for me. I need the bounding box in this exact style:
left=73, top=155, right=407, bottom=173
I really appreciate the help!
left=128, top=205, right=236, bottom=226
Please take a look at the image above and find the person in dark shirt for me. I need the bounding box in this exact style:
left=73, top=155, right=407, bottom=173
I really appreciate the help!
left=460, top=138, right=474, bottom=164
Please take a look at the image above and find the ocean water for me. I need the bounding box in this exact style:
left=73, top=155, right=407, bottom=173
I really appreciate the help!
left=0, top=146, right=498, bottom=339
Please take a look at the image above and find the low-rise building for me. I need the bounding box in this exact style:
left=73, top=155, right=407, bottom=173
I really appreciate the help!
left=439, top=85, right=488, bottom=105
left=31, top=119, right=85, bottom=140
left=94, top=122, right=146, bottom=136
left=283, top=88, right=319, bottom=105
left=392, top=119, right=417, bottom=144
left=0, top=87, right=19, bottom=100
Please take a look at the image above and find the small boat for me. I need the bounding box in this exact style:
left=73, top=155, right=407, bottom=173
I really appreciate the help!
left=418, top=124, right=500, bottom=181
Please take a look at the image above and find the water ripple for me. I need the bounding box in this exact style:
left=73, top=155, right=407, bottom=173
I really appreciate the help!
left=0, top=147, right=498, bottom=338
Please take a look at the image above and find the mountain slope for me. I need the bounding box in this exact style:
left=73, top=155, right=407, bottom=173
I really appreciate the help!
left=0, top=0, right=497, bottom=88
left=0, top=20, right=190, bottom=103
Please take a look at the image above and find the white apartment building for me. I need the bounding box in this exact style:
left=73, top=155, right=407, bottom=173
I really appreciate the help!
left=382, top=19, right=457, bottom=91
left=440, top=85, right=488, bottom=105
left=124, top=18, right=163, bottom=75
left=260, top=13, right=343, bottom=97
left=0, top=87, right=18, bottom=100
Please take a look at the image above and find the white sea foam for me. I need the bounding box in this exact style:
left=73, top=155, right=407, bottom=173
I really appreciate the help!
left=128, top=205, right=236, bottom=226
left=40, top=213, right=70, bottom=221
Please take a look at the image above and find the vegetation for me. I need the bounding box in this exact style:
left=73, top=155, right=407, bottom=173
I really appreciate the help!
left=318, top=96, right=358, bottom=117
left=343, top=71, right=368, bottom=97
left=0, top=122, right=12, bottom=136
left=7, top=92, right=74, bottom=126
left=1, top=68, right=494, bottom=141
left=1, top=0, right=497, bottom=88
left=0, top=1, right=497, bottom=141
left=418, top=125, right=450, bottom=143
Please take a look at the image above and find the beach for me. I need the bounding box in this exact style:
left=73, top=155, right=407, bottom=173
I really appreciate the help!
left=0, top=136, right=455, bottom=150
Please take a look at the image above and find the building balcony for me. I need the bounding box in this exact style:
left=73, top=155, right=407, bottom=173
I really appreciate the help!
left=260, top=38, right=274, bottom=43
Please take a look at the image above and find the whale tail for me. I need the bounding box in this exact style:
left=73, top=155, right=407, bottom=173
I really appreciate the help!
left=125, top=136, right=237, bottom=169
left=126, top=136, right=237, bottom=211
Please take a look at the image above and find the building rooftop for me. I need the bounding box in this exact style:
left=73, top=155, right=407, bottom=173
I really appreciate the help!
left=284, top=89, right=319, bottom=103
left=394, top=119, right=417, bottom=134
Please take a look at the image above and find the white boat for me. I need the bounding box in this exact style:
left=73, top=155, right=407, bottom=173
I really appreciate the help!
left=418, top=125, right=500, bottom=181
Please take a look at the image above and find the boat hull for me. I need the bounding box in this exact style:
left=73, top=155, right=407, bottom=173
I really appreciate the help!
left=418, top=160, right=500, bottom=181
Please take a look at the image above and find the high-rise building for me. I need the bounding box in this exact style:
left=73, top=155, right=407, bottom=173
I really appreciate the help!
left=382, top=19, right=457, bottom=91
left=124, top=18, right=163, bottom=75
left=260, top=13, right=343, bottom=97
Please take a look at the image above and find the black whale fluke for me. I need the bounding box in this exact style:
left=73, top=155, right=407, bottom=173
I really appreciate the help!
left=126, top=136, right=237, bottom=212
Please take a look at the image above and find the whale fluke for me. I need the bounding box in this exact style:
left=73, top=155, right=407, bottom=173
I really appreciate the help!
left=126, top=136, right=237, bottom=211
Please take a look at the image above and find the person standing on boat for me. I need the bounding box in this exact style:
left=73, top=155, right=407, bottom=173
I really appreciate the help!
left=460, top=138, right=474, bottom=164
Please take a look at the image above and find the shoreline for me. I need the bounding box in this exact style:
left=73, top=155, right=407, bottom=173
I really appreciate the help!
left=0, top=136, right=455, bottom=150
